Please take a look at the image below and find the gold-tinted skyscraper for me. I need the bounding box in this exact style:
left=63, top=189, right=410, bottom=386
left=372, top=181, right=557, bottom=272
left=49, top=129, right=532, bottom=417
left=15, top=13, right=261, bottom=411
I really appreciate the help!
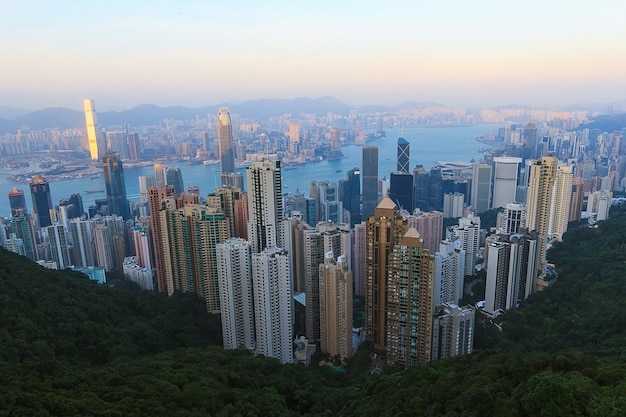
left=218, top=108, right=235, bottom=174
left=83, top=99, right=100, bottom=161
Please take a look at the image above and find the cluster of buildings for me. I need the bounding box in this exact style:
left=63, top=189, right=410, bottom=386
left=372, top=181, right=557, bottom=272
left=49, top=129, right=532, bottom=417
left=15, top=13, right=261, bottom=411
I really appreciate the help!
left=1, top=100, right=624, bottom=369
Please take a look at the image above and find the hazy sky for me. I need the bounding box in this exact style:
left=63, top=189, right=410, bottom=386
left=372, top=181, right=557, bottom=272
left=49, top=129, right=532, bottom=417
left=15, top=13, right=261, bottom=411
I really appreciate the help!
left=2, top=0, right=626, bottom=110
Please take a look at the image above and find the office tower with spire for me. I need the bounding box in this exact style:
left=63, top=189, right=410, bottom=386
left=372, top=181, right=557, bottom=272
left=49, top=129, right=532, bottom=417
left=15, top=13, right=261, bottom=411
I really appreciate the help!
left=366, top=196, right=407, bottom=350
left=492, top=157, right=522, bottom=209
left=471, top=163, right=492, bottom=213
left=29, top=175, right=53, bottom=228
left=218, top=237, right=256, bottom=350
left=252, top=246, right=293, bottom=364
left=320, top=251, right=353, bottom=360
left=246, top=158, right=284, bottom=254
left=217, top=107, right=243, bottom=189
left=102, top=150, right=130, bottom=220
left=8, top=188, right=27, bottom=217
left=362, top=146, right=379, bottom=220
left=386, top=228, right=435, bottom=367
left=83, top=99, right=100, bottom=161
left=525, top=156, right=557, bottom=275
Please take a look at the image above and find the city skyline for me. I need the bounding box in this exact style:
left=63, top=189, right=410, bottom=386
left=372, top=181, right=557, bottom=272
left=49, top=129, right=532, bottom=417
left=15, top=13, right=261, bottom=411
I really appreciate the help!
left=1, top=1, right=625, bottom=110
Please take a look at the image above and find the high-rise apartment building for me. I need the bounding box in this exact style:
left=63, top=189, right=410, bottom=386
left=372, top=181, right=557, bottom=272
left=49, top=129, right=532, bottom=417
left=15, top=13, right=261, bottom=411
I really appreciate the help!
left=138, top=175, right=156, bottom=204
left=432, top=303, right=475, bottom=360
left=569, top=177, right=584, bottom=222
left=252, top=246, right=293, bottom=364
left=362, top=146, right=379, bottom=220
left=319, top=251, right=353, bottom=360
left=9, top=214, right=37, bottom=261
left=548, top=165, right=573, bottom=241
left=246, top=158, right=284, bottom=254
left=46, top=224, right=70, bottom=270
left=471, top=163, right=492, bottom=213
left=386, top=228, right=435, bottom=367
left=366, top=196, right=407, bottom=350
left=434, top=241, right=466, bottom=307
left=409, top=210, right=443, bottom=254
left=492, top=157, right=522, bottom=209
left=83, top=99, right=100, bottom=161
left=69, top=219, right=96, bottom=268
left=149, top=185, right=176, bottom=292
left=525, top=156, right=557, bottom=275
left=217, top=238, right=255, bottom=351
left=449, top=215, right=481, bottom=277
left=497, top=202, right=526, bottom=234
left=29, top=175, right=53, bottom=228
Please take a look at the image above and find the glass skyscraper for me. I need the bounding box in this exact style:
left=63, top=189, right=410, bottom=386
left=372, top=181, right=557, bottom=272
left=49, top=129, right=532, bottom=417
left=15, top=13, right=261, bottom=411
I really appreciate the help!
left=102, top=150, right=131, bottom=220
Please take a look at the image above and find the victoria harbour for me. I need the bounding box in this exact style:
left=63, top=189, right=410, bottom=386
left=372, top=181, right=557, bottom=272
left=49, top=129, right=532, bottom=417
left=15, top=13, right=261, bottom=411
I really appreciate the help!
left=0, top=124, right=496, bottom=218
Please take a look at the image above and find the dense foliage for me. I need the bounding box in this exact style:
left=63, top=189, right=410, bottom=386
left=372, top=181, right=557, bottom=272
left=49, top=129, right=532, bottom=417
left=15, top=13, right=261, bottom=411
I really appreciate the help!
left=1, top=208, right=625, bottom=415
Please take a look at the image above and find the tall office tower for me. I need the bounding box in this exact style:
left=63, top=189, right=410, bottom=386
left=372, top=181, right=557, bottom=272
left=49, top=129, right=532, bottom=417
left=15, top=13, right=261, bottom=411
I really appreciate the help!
left=362, top=146, right=379, bottom=220
left=432, top=303, right=475, bottom=360
left=449, top=214, right=481, bottom=277
left=484, top=231, right=539, bottom=316
left=492, top=157, right=522, bottom=209
left=69, top=219, right=96, bottom=268
left=217, top=238, right=255, bottom=350
left=525, top=156, right=557, bottom=275
left=303, top=228, right=324, bottom=342
left=443, top=192, right=465, bottom=218
left=413, top=166, right=430, bottom=211
left=428, top=167, right=444, bottom=212
left=165, top=166, right=184, bottom=195
left=154, top=163, right=168, bottom=188
left=497, top=202, right=526, bottom=234
left=471, top=163, right=492, bottom=213
left=8, top=187, right=27, bottom=217
left=317, top=181, right=343, bottom=223
left=160, top=204, right=229, bottom=311
left=207, top=186, right=242, bottom=238
left=319, top=251, right=353, bottom=360
left=83, top=99, right=100, bottom=161
left=102, top=150, right=130, bottom=220
left=338, top=168, right=361, bottom=227
left=389, top=171, right=414, bottom=212
left=410, top=210, right=443, bottom=253
left=59, top=193, right=85, bottom=219
left=289, top=123, right=300, bottom=154
left=10, top=215, right=37, bottom=261
left=218, top=108, right=236, bottom=174
left=127, top=133, right=139, bottom=161
left=353, top=221, right=367, bottom=297
left=234, top=193, right=249, bottom=240
left=366, top=196, right=407, bottom=350
left=252, top=246, right=293, bottom=364
left=93, top=222, right=116, bottom=271
left=105, top=131, right=129, bottom=161
left=434, top=241, right=466, bottom=307
left=309, top=180, right=320, bottom=224
left=149, top=185, right=176, bottom=292
left=246, top=158, right=284, bottom=254
left=131, top=225, right=152, bottom=270
left=548, top=165, right=573, bottom=242
left=46, top=224, right=70, bottom=270
left=397, top=137, right=410, bottom=173
left=220, top=172, right=244, bottom=190
left=522, top=118, right=538, bottom=160
left=30, top=175, right=53, bottom=228
left=386, top=228, right=435, bottom=367
left=569, top=177, right=584, bottom=222
left=138, top=175, right=156, bottom=204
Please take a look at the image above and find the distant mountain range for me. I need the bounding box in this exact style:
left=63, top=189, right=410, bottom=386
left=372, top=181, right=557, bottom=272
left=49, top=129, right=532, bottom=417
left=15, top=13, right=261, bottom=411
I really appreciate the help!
left=1, top=96, right=625, bottom=134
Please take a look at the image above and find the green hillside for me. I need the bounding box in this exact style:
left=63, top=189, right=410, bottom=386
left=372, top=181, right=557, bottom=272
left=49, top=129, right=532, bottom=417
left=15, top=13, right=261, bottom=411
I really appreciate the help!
left=1, top=209, right=625, bottom=416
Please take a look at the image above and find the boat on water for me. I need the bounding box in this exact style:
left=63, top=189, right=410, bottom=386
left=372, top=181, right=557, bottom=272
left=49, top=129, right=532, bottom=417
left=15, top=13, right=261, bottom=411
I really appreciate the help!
left=335, top=169, right=342, bottom=172
left=85, top=189, right=104, bottom=194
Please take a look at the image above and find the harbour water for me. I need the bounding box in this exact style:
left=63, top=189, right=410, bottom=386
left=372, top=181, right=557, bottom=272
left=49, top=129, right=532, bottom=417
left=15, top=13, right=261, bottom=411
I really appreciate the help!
left=0, top=124, right=498, bottom=218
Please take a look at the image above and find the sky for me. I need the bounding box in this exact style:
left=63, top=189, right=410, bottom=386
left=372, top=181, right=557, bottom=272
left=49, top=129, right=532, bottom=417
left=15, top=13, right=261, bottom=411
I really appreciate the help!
left=1, top=0, right=626, bottom=111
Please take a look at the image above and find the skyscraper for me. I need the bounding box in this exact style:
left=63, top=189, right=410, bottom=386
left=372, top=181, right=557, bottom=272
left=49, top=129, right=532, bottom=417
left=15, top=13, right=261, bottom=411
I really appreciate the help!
left=29, top=175, right=53, bottom=228
left=166, top=166, right=185, bottom=195
left=252, top=246, right=293, bottom=364
left=362, top=146, right=379, bottom=220
left=525, top=156, right=557, bottom=275
left=154, top=163, right=168, bottom=187
left=8, top=187, right=27, bottom=217
left=386, top=228, right=435, bottom=367
left=246, top=158, right=284, bottom=254
left=319, top=251, right=353, bottom=360
left=46, top=224, right=70, bottom=270
left=366, top=196, right=407, bottom=350
left=84, top=99, right=100, bottom=161
left=548, top=165, right=573, bottom=242
left=389, top=171, right=414, bottom=212
left=102, top=150, right=130, bottom=220
left=449, top=215, right=481, bottom=277
left=397, top=137, right=410, bottom=173
left=338, top=167, right=361, bottom=227
left=471, top=163, right=492, bottom=213
left=492, top=157, right=522, bottom=209
left=218, top=107, right=236, bottom=185
left=149, top=185, right=175, bottom=292
left=138, top=175, right=156, bottom=204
